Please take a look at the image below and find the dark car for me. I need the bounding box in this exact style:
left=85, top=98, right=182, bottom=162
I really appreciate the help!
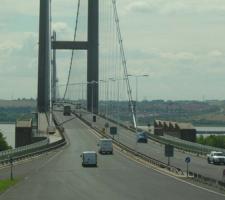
left=136, top=131, right=148, bottom=143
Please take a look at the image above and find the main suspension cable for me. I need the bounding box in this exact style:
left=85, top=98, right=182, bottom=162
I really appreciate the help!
left=111, top=0, right=137, bottom=129
left=63, top=0, right=81, bottom=100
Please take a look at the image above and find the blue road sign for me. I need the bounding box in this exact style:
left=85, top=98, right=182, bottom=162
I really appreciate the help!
left=185, top=157, right=191, bottom=163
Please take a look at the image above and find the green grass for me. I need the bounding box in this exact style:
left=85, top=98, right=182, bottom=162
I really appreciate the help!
left=0, top=179, right=18, bottom=193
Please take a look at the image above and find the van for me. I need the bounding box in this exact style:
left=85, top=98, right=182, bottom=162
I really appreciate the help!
left=98, top=138, right=113, bottom=154
left=63, top=105, right=71, bottom=116
left=80, top=151, right=97, bottom=167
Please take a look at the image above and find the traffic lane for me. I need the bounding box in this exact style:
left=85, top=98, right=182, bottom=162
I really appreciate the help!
left=61, top=116, right=225, bottom=200
left=46, top=115, right=225, bottom=200
left=1, top=116, right=224, bottom=200
left=0, top=149, right=63, bottom=181
left=115, top=125, right=225, bottom=180
left=80, top=112, right=225, bottom=180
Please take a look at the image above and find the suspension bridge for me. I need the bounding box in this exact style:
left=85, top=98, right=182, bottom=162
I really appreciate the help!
left=37, top=0, right=137, bottom=129
left=0, top=1, right=225, bottom=200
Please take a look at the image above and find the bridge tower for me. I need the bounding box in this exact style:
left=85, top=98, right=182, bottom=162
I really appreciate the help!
left=37, top=0, right=50, bottom=112
left=51, top=0, right=99, bottom=114
left=87, top=0, right=99, bottom=114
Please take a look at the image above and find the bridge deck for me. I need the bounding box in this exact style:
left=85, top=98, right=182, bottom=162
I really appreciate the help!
left=37, top=113, right=62, bottom=143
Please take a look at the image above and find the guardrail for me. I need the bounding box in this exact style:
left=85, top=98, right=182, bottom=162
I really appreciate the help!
left=0, top=113, right=66, bottom=165
left=0, top=138, right=66, bottom=165
left=74, top=112, right=184, bottom=176
left=189, top=171, right=225, bottom=190
left=145, top=134, right=225, bottom=156
left=0, top=138, right=49, bottom=161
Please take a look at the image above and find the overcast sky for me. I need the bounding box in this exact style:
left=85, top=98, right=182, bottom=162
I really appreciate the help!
left=1, top=0, right=225, bottom=100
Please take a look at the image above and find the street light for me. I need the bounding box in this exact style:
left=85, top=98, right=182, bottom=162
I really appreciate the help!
left=127, top=74, right=149, bottom=125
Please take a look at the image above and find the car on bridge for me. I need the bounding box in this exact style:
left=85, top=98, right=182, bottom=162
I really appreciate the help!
left=136, top=131, right=148, bottom=143
left=207, top=151, right=225, bottom=165
left=80, top=151, right=97, bottom=167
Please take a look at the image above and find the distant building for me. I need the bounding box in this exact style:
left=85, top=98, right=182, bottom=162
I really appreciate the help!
left=154, top=120, right=196, bottom=142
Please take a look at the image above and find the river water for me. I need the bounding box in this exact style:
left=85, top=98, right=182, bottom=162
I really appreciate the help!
left=0, top=124, right=15, bottom=148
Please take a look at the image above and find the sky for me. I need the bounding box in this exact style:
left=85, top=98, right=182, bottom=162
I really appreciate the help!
left=1, top=0, right=225, bottom=100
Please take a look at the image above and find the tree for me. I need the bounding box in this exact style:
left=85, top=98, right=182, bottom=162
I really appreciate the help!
left=0, top=132, right=10, bottom=151
left=197, top=134, right=225, bottom=149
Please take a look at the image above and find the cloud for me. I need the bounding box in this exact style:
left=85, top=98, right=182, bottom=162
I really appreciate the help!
left=52, top=22, right=71, bottom=33
left=0, top=0, right=38, bottom=16
left=52, top=22, right=73, bottom=40
left=208, top=50, right=223, bottom=57
left=122, top=0, right=225, bottom=15
left=0, top=33, right=38, bottom=79
left=125, top=1, right=152, bottom=14
left=1, top=0, right=225, bottom=100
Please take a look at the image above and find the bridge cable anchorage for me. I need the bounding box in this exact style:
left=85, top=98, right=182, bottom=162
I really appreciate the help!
left=63, top=0, right=81, bottom=101
left=111, top=0, right=137, bottom=129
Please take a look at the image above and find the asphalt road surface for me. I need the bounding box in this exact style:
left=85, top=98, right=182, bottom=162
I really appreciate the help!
left=1, top=113, right=224, bottom=200
left=78, top=110, right=225, bottom=181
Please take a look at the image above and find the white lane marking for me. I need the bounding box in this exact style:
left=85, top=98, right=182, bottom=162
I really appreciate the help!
left=78, top=118, right=225, bottom=197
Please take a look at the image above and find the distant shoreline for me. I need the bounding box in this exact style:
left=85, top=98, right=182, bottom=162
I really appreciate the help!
left=0, top=122, right=15, bottom=124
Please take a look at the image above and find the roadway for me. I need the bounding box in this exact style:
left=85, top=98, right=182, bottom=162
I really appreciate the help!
left=77, top=109, right=225, bottom=181
left=0, top=112, right=224, bottom=200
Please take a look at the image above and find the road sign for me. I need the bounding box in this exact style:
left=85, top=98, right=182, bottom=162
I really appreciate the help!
left=110, top=127, right=117, bottom=135
left=165, top=144, right=174, bottom=157
left=93, top=115, right=96, bottom=122
left=222, top=169, right=225, bottom=181
left=104, top=122, right=109, bottom=128
left=185, top=157, right=191, bottom=177
left=185, top=157, right=191, bottom=163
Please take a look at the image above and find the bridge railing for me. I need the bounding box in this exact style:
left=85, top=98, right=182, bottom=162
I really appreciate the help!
left=0, top=113, right=66, bottom=164
left=145, top=133, right=225, bottom=156
left=0, top=138, right=49, bottom=161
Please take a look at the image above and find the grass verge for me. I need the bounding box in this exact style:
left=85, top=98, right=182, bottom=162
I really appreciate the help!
left=0, top=179, right=19, bottom=193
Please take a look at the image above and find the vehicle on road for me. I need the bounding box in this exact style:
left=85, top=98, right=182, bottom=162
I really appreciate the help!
left=136, top=131, right=148, bottom=143
left=207, top=151, right=225, bottom=165
left=98, top=138, right=113, bottom=154
left=80, top=151, right=97, bottom=167
left=63, top=105, right=71, bottom=116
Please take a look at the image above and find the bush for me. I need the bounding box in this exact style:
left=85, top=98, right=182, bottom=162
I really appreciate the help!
left=197, top=135, right=225, bottom=149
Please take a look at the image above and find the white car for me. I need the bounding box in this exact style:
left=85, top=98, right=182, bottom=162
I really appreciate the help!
left=80, top=151, right=97, bottom=167
left=98, top=138, right=113, bottom=154
left=207, top=151, right=225, bottom=165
